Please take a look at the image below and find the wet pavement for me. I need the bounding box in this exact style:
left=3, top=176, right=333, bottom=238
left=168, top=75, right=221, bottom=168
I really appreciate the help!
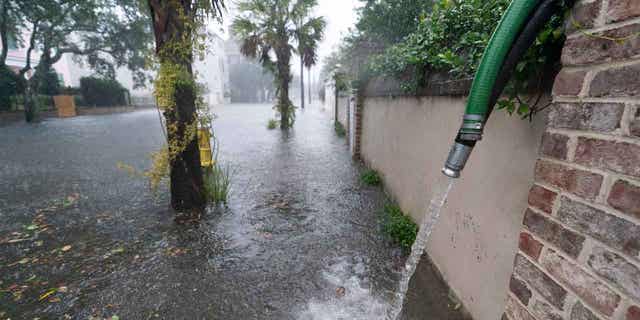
left=0, top=104, right=468, bottom=319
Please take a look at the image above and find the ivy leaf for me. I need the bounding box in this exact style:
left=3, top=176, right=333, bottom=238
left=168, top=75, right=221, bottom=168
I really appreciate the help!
left=517, top=103, right=530, bottom=116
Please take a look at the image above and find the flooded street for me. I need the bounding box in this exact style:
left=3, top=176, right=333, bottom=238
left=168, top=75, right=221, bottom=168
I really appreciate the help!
left=1, top=104, right=463, bottom=319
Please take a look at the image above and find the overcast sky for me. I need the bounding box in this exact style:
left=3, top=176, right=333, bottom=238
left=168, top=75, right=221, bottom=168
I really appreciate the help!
left=219, top=0, right=361, bottom=78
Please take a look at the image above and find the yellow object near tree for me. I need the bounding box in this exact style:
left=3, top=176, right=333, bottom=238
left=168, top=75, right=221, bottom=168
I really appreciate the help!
left=198, top=128, right=213, bottom=168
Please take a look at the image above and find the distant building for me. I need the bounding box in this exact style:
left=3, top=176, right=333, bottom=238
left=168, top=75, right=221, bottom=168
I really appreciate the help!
left=194, top=34, right=231, bottom=106
left=224, top=37, right=275, bottom=103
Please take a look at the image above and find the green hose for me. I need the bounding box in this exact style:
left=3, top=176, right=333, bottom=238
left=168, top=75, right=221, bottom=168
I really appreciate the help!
left=461, top=0, right=540, bottom=138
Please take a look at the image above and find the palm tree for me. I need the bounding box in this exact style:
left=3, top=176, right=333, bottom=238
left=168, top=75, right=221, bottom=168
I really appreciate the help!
left=147, top=0, right=224, bottom=214
left=232, top=0, right=325, bottom=128
left=294, top=5, right=325, bottom=109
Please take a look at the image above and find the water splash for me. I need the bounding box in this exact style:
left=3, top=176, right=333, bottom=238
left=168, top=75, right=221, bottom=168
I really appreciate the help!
left=298, top=257, right=388, bottom=320
left=386, top=176, right=455, bottom=320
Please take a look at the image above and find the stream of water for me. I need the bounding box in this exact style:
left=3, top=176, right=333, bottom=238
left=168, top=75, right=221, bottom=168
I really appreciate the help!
left=386, top=175, right=455, bottom=320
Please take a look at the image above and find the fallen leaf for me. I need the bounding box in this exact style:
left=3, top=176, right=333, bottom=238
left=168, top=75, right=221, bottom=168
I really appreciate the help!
left=35, top=240, right=44, bottom=247
left=39, top=288, right=58, bottom=301
left=61, top=245, right=72, bottom=252
left=57, top=286, right=68, bottom=293
left=336, top=286, right=346, bottom=298
left=26, top=224, right=38, bottom=231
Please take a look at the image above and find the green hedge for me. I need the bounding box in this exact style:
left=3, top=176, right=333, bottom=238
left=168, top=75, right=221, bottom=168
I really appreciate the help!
left=80, top=77, right=129, bottom=107
left=0, top=65, right=22, bottom=111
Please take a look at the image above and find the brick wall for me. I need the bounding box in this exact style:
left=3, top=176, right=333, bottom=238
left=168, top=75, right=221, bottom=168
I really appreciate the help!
left=504, top=1, right=640, bottom=320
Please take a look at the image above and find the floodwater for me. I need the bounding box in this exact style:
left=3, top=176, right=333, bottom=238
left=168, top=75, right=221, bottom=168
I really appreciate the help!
left=0, top=104, right=467, bottom=319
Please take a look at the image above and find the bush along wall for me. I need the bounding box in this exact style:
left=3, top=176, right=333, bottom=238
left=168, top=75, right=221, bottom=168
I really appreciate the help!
left=503, top=2, right=640, bottom=320
left=80, top=77, right=129, bottom=107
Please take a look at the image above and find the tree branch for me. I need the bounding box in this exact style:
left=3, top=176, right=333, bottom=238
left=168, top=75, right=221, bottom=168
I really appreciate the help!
left=19, top=20, right=39, bottom=77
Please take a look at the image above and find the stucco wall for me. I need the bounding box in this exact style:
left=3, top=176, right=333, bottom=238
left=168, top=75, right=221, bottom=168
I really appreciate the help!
left=359, top=95, right=549, bottom=320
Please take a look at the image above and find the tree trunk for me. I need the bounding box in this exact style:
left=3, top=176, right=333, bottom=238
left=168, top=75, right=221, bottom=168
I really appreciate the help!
left=300, top=57, right=304, bottom=109
left=308, top=67, right=311, bottom=105
left=148, top=0, right=205, bottom=213
left=279, top=74, right=290, bottom=129
left=166, top=77, right=205, bottom=212
left=0, top=2, right=8, bottom=67
left=334, top=83, right=339, bottom=125
left=276, top=45, right=292, bottom=129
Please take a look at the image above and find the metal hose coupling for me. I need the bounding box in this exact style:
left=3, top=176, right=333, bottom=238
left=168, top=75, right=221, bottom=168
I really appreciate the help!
left=442, top=115, right=484, bottom=178
left=442, top=141, right=473, bottom=178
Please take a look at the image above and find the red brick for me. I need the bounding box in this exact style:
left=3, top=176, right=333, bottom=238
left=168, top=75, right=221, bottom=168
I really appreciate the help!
left=505, top=295, right=537, bottom=320
left=540, top=249, right=621, bottom=316
left=514, top=254, right=567, bottom=309
left=553, top=69, right=587, bottom=96
left=519, top=231, right=544, bottom=261
left=628, top=306, right=640, bottom=320
left=540, top=133, right=570, bottom=160
left=567, top=0, right=602, bottom=32
left=528, top=184, right=558, bottom=213
left=608, top=179, right=640, bottom=219
left=571, top=302, right=602, bottom=320
left=524, top=209, right=585, bottom=258
left=534, top=160, right=603, bottom=200
left=510, top=276, right=532, bottom=305
left=575, top=138, right=640, bottom=178
left=590, top=63, right=640, bottom=98
left=563, top=24, right=640, bottom=66
left=548, top=103, right=624, bottom=133
left=531, top=299, right=563, bottom=320
left=588, top=247, right=640, bottom=301
left=557, top=196, right=640, bottom=258
left=607, top=0, right=640, bottom=23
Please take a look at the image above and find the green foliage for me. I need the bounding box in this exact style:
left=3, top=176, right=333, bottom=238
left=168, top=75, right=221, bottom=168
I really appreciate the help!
left=36, top=66, right=60, bottom=95
left=203, top=164, right=232, bottom=205
left=370, top=0, right=510, bottom=91
left=360, top=169, right=381, bottom=186
left=334, top=121, right=346, bottom=137
left=354, top=0, right=432, bottom=45
left=382, top=203, right=418, bottom=251
left=80, top=77, right=129, bottom=107
left=0, top=65, right=19, bottom=110
left=267, top=119, right=278, bottom=130
left=329, top=0, right=568, bottom=118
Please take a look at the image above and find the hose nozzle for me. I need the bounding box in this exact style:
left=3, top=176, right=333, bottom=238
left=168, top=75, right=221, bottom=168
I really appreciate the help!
left=442, top=141, right=474, bottom=178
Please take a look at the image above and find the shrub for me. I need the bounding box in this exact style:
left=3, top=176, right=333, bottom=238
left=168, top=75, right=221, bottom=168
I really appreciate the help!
left=0, top=65, right=20, bottom=110
left=382, top=203, right=418, bottom=252
left=267, top=119, right=278, bottom=130
left=80, top=76, right=129, bottom=107
left=368, top=0, right=568, bottom=116
left=36, top=95, right=54, bottom=110
left=73, top=95, right=86, bottom=107
left=334, top=121, right=346, bottom=137
left=60, top=86, right=81, bottom=95
left=361, top=169, right=381, bottom=186
left=36, top=67, right=61, bottom=96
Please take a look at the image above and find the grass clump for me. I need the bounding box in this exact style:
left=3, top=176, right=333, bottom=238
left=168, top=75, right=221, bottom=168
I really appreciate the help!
left=267, top=119, right=278, bottom=130
left=203, top=164, right=232, bottom=205
left=382, top=203, right=418, bottom=252
left=360, top=169, right=381, bottom=186
left=334, top=121, right=346, bottom=137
